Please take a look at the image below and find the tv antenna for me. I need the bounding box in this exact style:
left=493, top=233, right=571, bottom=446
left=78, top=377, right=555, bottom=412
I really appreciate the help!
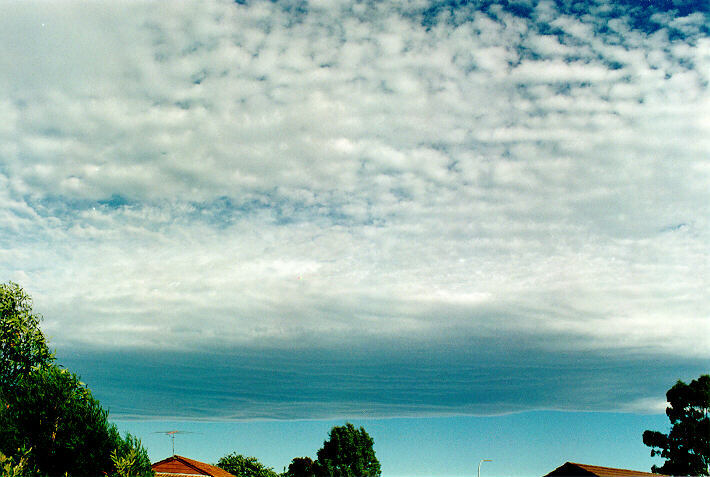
left=154, top=430, right=196, bottom=456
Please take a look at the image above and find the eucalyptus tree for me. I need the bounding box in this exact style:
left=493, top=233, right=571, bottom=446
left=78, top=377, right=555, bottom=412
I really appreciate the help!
left=643, top=374, right=710, bottom=475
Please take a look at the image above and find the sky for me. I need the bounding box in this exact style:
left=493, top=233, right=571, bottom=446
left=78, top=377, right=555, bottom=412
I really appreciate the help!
left=1, top=0, right=709, bottom=475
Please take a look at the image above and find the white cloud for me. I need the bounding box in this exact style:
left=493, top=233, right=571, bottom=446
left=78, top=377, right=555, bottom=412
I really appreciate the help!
left=0, top=0, right=708, bottom=367
left=621, top=398, right=669, bottom=414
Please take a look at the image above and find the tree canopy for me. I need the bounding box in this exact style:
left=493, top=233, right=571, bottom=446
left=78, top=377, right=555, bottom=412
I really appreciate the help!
left=220, top=424, right=380, bottom=477
left=643, top=374, right=710, bottom=476
left=286, top=457, right=315, bottom=477
left=0, top=282, right=54, bottom=393
left=0, top=365, right=121, bottom=475
left=216, top=453, right=279, bottom=477
left=0, top=282, right=153, bottom=477
left=314, top=423, right=381, bottom=477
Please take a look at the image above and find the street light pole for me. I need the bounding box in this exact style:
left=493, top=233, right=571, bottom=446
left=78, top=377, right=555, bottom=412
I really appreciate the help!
left=478, top=459, right=493, bottom=477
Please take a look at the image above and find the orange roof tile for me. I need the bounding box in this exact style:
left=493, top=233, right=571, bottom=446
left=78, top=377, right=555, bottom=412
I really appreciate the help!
left=575, top=463, right=669, bottom=477
left=152, top=455, right=237, bottom=477
left=544, top=462, right=669, bottom=477
left=156, top=474, right=208, bottom=477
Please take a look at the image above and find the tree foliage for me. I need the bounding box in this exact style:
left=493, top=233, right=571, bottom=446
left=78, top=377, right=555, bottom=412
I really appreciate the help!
left=0, top=364, right=121, bottom=476
left=0, top=447, right=32, bottom=477
left=112, top=448, right=139, bottom=477
left=286, top=457, right=315, bottom=477
left=0, top=282, right=54, bottom=393
left=643, top=374, right=710, bottom=476
left=0, top=282, right=153, bottom=477
left=111, top=434, right=153, bottom=477
left=314, top=423, right=380, bottom=477
left=216, top=453, right=279, bottom=477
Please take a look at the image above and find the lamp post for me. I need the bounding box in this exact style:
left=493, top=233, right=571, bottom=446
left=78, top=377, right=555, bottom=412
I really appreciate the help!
left=478, top=459, right=493, bottom=477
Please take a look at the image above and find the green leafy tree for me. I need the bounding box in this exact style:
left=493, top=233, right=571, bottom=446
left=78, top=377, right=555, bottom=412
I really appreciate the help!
left=0, top=364, right=121, bottom=476
left=285, top=457, right=315, bottom=477
left=0, top=283, right=153, bottom=477
left=643, top=374, right=710, bottom=476
left=314, top=423, right=380, bottom=477
left=217, top=453, right=279, bottom=477
left=0, top=282, right=54, bottom=393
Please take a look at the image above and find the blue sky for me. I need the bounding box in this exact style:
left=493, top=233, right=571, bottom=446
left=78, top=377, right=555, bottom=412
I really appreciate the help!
left=111, top=412, right=671, bottom=477
left=1, top=0, right=709, bottom=475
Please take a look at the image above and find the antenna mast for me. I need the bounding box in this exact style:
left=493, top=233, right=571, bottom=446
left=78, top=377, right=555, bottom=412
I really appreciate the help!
left=155, top=430, right=194, bottom=456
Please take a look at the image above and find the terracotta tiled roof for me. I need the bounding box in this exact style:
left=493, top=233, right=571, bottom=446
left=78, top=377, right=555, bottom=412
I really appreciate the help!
left=156, top=474, right=209, bottom=477
left=573, top=463, right=669, bottom=477
left=155, top=474, right=204, bottom=477
left=152, top=455, right=237, bottom=477
left=543, top=462, right=669, bottom=477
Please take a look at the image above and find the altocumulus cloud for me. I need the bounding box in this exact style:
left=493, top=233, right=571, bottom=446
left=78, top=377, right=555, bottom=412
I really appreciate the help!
left=0, top=0, right=708, bottom=419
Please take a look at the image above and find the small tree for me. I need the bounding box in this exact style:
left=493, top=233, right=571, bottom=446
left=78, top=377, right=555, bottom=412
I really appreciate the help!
left=643, top=374, right=710, bottom=475
left=216, top=453, right=279, bottom=477
left=314, top=423, right=380, bottom=477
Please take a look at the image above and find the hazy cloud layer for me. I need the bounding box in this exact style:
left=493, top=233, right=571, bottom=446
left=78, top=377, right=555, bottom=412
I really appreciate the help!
left=1, top=0, right=708, bottom=417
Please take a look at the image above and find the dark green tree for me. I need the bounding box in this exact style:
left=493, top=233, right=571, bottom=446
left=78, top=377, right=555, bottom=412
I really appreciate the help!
left=286, top=457, right=315, bottom=477
left=0, top=282, right=54, bottom=393
left=216, top=453, right=279, bottom=477
left=643, top=374, right=710, bottom=476
left=314, top=423, right=380, bottom=477
left=0, top=364, right=154, bottom=476
left=0, top=283, right=153, bottom=477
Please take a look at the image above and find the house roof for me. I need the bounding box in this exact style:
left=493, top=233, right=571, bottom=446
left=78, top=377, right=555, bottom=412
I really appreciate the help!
left=152, top=455, right=237, bottom=477
left=543, top=462, right=668, bottom=477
